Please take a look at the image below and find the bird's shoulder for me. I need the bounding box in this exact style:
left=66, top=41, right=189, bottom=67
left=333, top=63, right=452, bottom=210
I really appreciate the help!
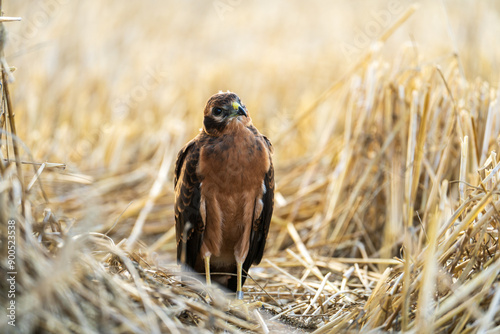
left=174, top=133, right=211, bottom=187
left=261, top=134, right=274, bottom=154
left=246, top=125, right=274, bottom=154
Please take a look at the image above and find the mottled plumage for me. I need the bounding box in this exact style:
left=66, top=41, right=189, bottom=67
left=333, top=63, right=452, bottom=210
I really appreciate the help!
left=174, top=92, right=274, bottom=297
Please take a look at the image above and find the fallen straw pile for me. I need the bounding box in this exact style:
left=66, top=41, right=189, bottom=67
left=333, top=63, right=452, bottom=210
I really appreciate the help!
left=2, top=2, right=500, bottom=333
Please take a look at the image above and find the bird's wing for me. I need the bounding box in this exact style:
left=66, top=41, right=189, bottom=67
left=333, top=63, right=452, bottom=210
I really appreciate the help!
left=174, top=138, right=204, bottom=268
left=244, top=135, right=275, bottom=269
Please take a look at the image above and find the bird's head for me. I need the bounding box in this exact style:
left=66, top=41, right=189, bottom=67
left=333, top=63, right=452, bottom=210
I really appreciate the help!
left=202, top=91, right=251, bottom=136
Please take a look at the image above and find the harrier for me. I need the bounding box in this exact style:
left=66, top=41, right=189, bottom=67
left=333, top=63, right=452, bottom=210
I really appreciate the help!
left=174, top=91, right=274, bottom=299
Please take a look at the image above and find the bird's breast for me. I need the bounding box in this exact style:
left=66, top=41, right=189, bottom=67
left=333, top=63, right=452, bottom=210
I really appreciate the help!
left=196, top=125, right=271, bottom=259
left=198, top=128, right=270, bottom=194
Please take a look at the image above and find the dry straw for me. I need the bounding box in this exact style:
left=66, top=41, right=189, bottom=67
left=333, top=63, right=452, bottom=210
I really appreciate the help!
left=1, top=2, right=500, bottom=334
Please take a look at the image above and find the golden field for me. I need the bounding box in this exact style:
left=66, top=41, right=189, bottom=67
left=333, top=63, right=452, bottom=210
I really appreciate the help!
left=1, top=0, right=500, bottom=333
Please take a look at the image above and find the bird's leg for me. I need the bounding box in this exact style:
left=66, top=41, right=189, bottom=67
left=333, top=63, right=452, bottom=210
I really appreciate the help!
left=204, top=254, right=211, bottom=286
left=236, top=261, right=243, bottom=299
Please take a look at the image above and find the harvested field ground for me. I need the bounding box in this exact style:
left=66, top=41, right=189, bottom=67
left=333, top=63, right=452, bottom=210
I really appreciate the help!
left=1, top=1, right=500, bottom=333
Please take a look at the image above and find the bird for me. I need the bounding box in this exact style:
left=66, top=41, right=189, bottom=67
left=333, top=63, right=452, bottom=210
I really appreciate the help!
left=174, top=91, right=274, bottom=299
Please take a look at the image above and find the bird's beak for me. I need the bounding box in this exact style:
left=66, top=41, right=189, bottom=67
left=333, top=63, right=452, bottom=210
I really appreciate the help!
left=231, top=101, right=247, bottom=117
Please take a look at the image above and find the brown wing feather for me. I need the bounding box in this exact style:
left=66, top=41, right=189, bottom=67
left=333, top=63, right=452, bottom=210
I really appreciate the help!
left=174, top=137, right=204, bottom=269
left=246, top=158, right=274, bottom=265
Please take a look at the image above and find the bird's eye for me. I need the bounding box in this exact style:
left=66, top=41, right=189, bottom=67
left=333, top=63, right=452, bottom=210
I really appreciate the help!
left=213, top=107, right=223, bottom=116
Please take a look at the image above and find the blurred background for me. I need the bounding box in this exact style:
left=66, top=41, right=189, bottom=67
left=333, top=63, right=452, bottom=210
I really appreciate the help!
left=3, top=0, right=500, bottom=251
